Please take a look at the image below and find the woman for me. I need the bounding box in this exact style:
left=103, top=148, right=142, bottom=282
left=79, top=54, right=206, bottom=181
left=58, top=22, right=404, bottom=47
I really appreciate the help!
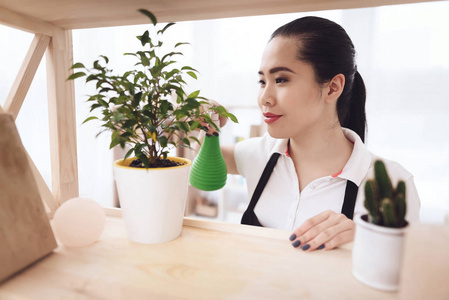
left=205, top=16, right=420, bottom=252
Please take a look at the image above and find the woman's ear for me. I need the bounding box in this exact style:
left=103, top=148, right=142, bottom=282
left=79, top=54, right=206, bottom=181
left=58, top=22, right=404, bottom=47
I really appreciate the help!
left=325, top=74, right=345, bottom=103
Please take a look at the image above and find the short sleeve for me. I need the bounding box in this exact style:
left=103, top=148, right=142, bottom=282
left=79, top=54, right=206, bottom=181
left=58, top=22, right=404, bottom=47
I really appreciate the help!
left=233, top=134, right=275, bottom=179
left=234, top=137, right=259, bottom=178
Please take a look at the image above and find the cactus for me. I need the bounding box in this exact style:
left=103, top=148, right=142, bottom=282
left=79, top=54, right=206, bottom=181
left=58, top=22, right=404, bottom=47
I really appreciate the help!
left=363, top=160, right=408, bottom=228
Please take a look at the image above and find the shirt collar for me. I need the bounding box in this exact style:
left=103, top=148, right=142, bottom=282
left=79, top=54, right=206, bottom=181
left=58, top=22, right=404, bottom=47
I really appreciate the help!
left=267, top=128, right=372, bottom=187
left=270, top=137, right=289, bottom=156
left=338, top=128, right=372, bottom=186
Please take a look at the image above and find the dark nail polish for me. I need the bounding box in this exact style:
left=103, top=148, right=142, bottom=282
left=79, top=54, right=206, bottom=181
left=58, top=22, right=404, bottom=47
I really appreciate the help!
left=292, top=240, right=301, bottom=248
left=203, top=126, right=209, bottom=131
left=318, top=244, right=325, bottom=250
left=289, top=234, right=296, bottom=241
left=213, top=132, right=219, bottom=137
left=206, top=133, right=211, bottom=137
left=301, top=244, right=310, bottom=251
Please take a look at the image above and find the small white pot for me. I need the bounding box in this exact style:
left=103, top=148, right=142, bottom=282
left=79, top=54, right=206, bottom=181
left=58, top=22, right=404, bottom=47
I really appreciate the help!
left=352, top=214, right=409, bottom=292
left=113, top=157, right=191, bottom=244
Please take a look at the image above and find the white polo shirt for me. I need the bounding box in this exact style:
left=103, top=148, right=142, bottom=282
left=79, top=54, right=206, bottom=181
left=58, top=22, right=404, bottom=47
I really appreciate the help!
left=234, top=128, right=420, bottom=231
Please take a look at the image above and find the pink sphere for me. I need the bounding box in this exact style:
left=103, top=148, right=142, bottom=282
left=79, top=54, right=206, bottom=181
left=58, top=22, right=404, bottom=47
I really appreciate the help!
left=53, top=198, right=105, bottom=247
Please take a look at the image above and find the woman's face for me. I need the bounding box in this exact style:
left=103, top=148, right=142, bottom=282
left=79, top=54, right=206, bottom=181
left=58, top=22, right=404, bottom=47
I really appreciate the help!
left=257, top=36, right=330, bottom=140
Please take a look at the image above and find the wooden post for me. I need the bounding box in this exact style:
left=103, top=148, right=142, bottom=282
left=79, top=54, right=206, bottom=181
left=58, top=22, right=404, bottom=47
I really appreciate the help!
left=46, top=29, right=79, bottom=204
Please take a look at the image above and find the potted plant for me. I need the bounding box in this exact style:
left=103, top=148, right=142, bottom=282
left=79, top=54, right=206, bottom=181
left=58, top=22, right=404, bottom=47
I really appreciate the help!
left=352, top=160, right=409, bottom=291
left=68, top=9, right=237, bottom=244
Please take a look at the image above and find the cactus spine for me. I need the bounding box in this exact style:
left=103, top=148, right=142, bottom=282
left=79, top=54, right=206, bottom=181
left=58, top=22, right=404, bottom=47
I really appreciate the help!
left=363, top=160, right=408, bottom=228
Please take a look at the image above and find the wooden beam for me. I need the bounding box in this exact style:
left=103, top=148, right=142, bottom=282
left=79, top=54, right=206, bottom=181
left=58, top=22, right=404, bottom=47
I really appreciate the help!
left=4, top=34, right=51, bottom=120
left=26, top=148, right=60, bottom=212
left=0, top=4, right=63, bottom=36
left=46, top=29, right=79, bottom=204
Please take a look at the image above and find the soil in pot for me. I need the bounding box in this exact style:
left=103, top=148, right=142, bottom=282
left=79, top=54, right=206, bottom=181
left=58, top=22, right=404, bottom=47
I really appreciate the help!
left=129, top=158, right=186, bottom=168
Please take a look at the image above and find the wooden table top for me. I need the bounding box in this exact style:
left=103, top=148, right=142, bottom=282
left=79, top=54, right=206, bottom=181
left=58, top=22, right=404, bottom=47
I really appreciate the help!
left=0, top=216, right=448, bottom=300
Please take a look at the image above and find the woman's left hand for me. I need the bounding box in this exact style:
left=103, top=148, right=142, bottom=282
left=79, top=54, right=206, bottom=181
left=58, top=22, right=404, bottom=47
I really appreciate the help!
left=289, top=210, right=355, bottom=252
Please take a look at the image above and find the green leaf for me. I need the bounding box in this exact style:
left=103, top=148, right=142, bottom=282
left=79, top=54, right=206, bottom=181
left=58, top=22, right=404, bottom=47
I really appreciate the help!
left=67, top=72, right=86, bottom=80
left=133, top=91, right=142, bottom=107
left=189, top=120, right=200, bottom=131
left=110, top=136, right=121, bottom=149
left=98, top=99, right=109, bottom=108
left=82, top=116, right=98, bottom=124
left=86, top=74, right=97, bottom=83
left=139, top=30, right=150, bottom=46
left=182, top=98, right=200, bottom=110
left=71, top=63, right=85, bottom=69
left=136, top=152, right=150, bottom=168
left=120, top=132, right=133, bottom=139
left=124, top=148, right=135, bottom=162
left=135, top=143, right=146, bottom=155
left=138, top=9, right=157, bottom=25
left=100, top=55, right=109, bottom=63
left=164, top=69, right=180, bottom=80
left=161, top=52, right=182, bottom=62
left=160, top=100, right=169, bottom=114
left=181, top=137, right=191, bottom=146
left=189, top=136, right=201, bottom=145
left=187, top=71, right=197, bottom=79
left=226, top=112, right=239, bottom=123
left=90, top=103, right=102, bottom=112
left=187, top=90, right=200, bottom=99
left=158, top=136, right=168, bottom=147
left=181, top=66, right=197, bottom=72
left=177, top=122, right=189, bottom=132
left=159, top=22, right=175, bottom=34
left=175, top=42, right=190, bottom=48
left=137, top=51, right=150, bottom=66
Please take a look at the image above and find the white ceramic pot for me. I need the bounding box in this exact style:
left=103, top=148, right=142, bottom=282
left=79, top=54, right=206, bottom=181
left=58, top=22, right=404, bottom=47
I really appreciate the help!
left=352, top=214, right=409, bottom=292
left=113, top=157, right=191, bottom=244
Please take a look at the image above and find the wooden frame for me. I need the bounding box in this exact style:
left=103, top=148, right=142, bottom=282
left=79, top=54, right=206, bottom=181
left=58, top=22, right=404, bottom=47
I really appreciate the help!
left=0, top=8, right=78, bottom=214
left=0, top=0, right=441, bottom=217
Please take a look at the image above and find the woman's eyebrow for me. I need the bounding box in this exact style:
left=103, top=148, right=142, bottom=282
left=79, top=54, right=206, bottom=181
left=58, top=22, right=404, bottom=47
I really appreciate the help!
left=258, top=67, right=296, bottom=75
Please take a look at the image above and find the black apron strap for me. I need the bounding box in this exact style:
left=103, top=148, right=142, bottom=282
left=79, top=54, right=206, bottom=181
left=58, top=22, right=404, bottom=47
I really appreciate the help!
left=241, top=153, right=281, bottom=226
left=341, top=180, right=359, bottom=220
left=241, top=152, right=359, bottom=227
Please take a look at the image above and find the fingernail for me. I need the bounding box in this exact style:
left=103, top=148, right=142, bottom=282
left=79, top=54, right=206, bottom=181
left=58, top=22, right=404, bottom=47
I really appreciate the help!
left=317, top=244, right=325, bottom=250
left=301, top=244, right=310, bottom=251
left=206, top=133, right=211, bottom=137
left=213, top=132, right=219, bottom=137
left=203, top=126, right=209, bottom=131
left=292, top=240, right=301, bottom=248
left=289, top=234, right=296, bottom=241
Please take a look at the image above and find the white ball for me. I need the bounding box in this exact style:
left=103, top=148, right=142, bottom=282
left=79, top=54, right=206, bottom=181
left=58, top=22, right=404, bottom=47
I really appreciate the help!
left=53, top=197, right=105, bottom=248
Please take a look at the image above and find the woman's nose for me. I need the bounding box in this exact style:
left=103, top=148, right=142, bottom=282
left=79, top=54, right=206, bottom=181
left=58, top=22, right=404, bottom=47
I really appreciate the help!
left=259, top=85, right=275, bottom=107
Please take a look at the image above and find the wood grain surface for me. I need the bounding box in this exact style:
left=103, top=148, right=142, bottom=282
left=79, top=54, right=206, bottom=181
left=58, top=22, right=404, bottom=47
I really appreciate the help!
left=1, top=215, right=447, bottom=299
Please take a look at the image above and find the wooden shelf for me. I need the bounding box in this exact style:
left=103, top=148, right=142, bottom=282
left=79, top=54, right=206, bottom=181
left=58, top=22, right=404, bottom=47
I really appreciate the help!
left=0, top=0, right=442, bottom=30
left=1, top=216, right=448, bottom=298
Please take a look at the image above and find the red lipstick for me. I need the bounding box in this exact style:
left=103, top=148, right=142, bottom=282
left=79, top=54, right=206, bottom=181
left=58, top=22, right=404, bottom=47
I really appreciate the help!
left=263, top=112, right=282, bottom=124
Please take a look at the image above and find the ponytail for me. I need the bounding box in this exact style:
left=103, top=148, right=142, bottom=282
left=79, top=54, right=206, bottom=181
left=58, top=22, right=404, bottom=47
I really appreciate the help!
left=341, top=70, right=366, bottom=142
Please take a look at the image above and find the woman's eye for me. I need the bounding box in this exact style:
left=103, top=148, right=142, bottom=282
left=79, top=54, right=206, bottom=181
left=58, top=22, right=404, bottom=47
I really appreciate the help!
left=275, top=77, right=288, bottom=84
left=258, top=80, right=266, bottom=86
